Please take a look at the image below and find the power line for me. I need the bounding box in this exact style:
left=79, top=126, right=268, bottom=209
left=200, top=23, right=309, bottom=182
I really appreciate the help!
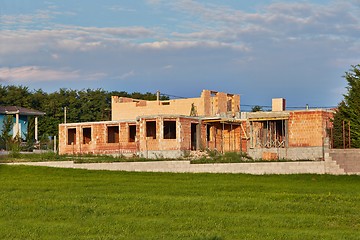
left=241, top=104, right=336, bottom=109
left=158, top=92, right=337, bottom=109
left=160, top=92, right=187, bottom=99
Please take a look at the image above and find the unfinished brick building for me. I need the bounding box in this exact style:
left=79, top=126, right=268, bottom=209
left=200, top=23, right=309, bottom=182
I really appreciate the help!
left=59, top=90, right=245, bottom=158
left=246, top=98, right=333, bottom=160
left=58, top=90, right=333, bottom=160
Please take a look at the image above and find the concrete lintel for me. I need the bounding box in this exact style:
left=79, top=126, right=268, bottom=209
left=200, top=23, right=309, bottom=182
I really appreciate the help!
left=248, top=111, right=290, bottom=120
left=136, top=115, right=201, bottom=121
left=59, top=120, right=137, bottom=127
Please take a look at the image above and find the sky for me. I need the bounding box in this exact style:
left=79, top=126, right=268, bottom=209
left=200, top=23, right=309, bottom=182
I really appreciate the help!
left=1, top=0, right=360, bottom=110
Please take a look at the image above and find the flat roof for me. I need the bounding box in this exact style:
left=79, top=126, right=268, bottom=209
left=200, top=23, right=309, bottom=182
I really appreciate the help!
left=0, top=106, right=45, bottom=116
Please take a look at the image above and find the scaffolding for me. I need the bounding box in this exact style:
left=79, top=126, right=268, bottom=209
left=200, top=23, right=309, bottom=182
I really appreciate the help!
left=250, top=119, right=288, bottom=148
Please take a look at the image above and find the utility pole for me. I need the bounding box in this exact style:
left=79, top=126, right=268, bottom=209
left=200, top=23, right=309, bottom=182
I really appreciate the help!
left=64, top=107, right=67, bottom=124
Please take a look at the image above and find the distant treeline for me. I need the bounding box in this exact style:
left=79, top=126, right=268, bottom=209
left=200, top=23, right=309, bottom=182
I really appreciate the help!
left=0, top=85, right=168, bottom=140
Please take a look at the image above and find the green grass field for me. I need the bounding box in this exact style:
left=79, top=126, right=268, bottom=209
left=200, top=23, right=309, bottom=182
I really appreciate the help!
left=0, top=165, right=359, bottom=239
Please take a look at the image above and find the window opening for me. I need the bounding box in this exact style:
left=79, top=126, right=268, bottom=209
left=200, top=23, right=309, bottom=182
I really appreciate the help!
left=191, top=123, right=197, bottom=150
left=206, top=125, right=211, bottom=142
left=107, top=126, right=119, bottom=143
left=67, top=128, right=76, bottom=145
left=129, top=125, right=136, bottom=142
left=146, top=121, right=156, bottom=139
left=163, top=121, right=176, bottom=139
left=252, top=120, right=286, bottom=148
left=82, top=127, right=91, bottom=144
left=227, top=97, right=232, bottom=112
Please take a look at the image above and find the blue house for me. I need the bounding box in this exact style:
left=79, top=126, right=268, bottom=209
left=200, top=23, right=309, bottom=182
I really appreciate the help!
left=0, top=106, right=45, bottom=141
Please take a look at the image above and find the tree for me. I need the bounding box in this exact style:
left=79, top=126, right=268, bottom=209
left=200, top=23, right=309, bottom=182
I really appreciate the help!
left=0, top=115, right=13, bottom=150
left=332, top=64, right=360, bottom=148
left=0, top=84, right=168, bottom=143
left=251, top=105, right=263, bottom=112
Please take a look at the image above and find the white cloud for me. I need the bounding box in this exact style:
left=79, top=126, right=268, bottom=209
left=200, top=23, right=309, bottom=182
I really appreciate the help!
left=117, top=71, right=135, bottom=80
left=0, top=26, right=155, bottom=55
left=0, top=66, right=106, bottom=82
left=145, top=0, right=163, bottom=5
left=51, top=54, right=60, bottom=60
left=163, top=65, right=173, bottom=69
left=108, top=5, right=136, bottom=12
left=0, top=0, right=359, bottom=107
left=0, top=12, right=52, bottom=26
left=168, top=0, right=360, bottom=42
left=138, top=40, right=249, bottom=51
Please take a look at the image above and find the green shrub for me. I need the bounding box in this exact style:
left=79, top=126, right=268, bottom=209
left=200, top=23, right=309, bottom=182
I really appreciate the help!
left=192, top=151, right=254, bottom=164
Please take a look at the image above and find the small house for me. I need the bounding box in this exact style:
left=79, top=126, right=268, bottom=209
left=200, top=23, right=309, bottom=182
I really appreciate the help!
left=0, top=106, right=45, bottom=141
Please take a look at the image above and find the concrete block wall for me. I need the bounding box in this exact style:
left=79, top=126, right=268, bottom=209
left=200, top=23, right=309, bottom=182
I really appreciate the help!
left=138, top=150, right=185, bottom=159
left=248, top=146, right=324, bottom=160
left=12, top=160, right=340, bottom=175
left=327, top=149, right=360, bottom=174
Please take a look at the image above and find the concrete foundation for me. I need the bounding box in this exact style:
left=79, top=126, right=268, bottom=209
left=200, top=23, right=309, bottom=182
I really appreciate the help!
left=248, top=146, right=324, bottom=160
left=138, top=150, right=185, bottom=159
left=5, top=160, right=348, bottom=175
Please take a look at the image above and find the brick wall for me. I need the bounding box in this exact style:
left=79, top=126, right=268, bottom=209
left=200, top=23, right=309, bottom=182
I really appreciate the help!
left=288, top=110, right=332, bottom=147
left=112, top=97, right=204, bottom=120
left=246, top=110, right=333, bottom=160
left=59, top=121, right=138, bottom=155
left=204, top=122, right=246, bottom=153
left=138, top=116, right=200, bottom=153
left=111, top=90, right=240, bottom=120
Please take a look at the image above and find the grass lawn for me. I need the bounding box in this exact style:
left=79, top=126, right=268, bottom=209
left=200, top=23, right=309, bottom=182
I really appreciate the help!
left=0, top=165, right=359, bottom=239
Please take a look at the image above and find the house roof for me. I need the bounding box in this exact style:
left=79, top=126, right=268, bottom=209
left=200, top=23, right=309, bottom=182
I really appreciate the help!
left=0, top=106, right=45, bottom=116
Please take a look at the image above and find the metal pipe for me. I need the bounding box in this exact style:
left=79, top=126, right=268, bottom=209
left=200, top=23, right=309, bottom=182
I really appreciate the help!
left=348, top=121, right=351, bottom=148
left=342, top=120, right=345, bottom=149
left=222, top=122, right=224, bottom=153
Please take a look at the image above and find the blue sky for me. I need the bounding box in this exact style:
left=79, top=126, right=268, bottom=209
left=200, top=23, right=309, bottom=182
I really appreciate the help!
left=1, top=0, right=360, bottom=110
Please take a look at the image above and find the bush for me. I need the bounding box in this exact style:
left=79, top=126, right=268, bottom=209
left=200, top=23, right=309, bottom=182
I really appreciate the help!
left=191, top=150, right=253, bottom=164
